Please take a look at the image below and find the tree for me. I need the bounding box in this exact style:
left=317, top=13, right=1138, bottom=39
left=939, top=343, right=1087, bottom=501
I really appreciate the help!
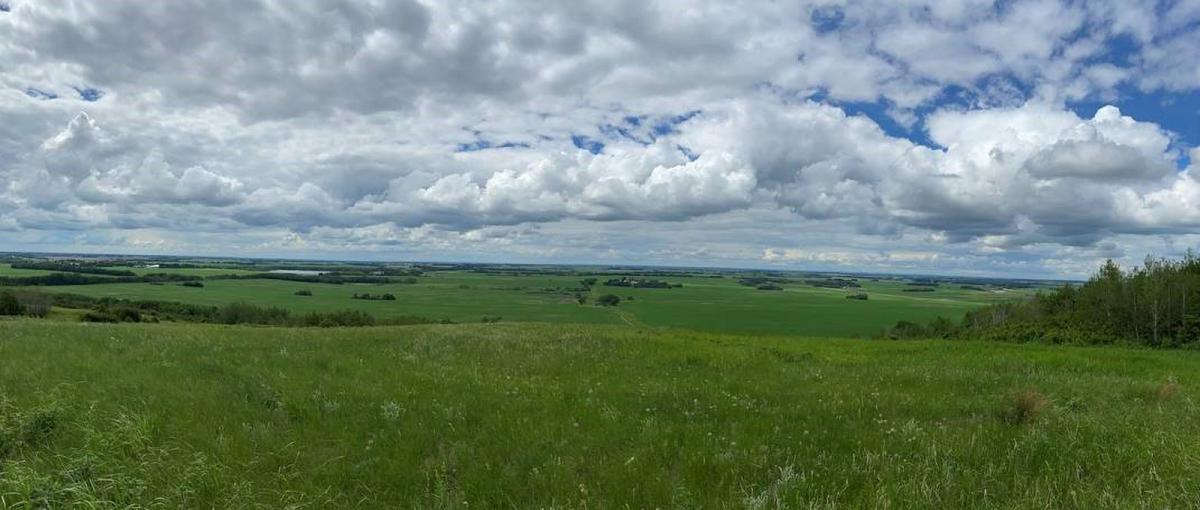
left=596, top=294, right=621, bottom=306
left=0, top=291, right=22, bottom=315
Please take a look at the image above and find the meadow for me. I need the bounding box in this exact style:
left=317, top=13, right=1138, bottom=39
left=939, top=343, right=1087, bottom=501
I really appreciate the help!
left=17, top=267, right=1044, bottom=337
left=0, top=265, right=52, bottom=277
left=2, top=319, right=1197, bottom=508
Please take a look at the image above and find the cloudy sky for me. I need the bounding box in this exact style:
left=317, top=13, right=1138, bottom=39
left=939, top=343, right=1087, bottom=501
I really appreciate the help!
left=2, top=0, right=1199, bottom=278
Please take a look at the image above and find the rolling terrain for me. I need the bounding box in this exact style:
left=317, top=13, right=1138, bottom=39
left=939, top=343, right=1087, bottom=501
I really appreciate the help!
left=7, top=265, right=1045, bottom=337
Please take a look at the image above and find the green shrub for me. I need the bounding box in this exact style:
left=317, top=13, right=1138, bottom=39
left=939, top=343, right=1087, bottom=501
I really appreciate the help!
left=81, top=311, right=119, bottom=323
left=0, top=291, right=22, bottom=316
left=596, top=294, right=621, bottom=306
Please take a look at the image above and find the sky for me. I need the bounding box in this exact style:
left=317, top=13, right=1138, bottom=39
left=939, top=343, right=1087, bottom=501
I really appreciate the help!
left=1, top=0, right=1199, bottom=278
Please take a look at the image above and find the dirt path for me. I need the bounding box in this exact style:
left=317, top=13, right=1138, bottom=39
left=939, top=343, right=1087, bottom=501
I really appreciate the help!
left=614, top=308, right=642, bottom=327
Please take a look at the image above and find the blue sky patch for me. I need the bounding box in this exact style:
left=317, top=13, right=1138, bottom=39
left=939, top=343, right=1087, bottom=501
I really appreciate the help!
left=677, top=145, right=700, bottom=162
left=73, top=87, right=105, bottom=102
left=810, top=5, right=845, bottom=33
left=24, top=87, right=58, bottom=100
left=651, top=110, right=702, bottom=137
left=592, top=110, right=703, bottom=146
left=571, top=134, right=605, bottom=154
left=456, top=139, right=531, bottom=152
left=599, top=123, right=652, bottom=145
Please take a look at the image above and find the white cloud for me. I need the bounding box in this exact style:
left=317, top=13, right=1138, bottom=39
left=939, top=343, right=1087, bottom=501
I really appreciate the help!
left=0, top=0, right=1197, bottom=276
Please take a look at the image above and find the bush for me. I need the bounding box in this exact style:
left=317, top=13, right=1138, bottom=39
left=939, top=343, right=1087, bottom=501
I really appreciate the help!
left=596, top=294, right=621, bottom=306
left=295, top=289, right=313, bottom=296
left=220, top=302, right=289, bottom=325
left=81, top=311, right=119, bottom=323
left=886, top=320, right=927, bottom=339
left=114, top=307, right=142, bottom=323
left=180, top=281, right=205, bottom=288
left=297, top=309, right=375, bottom=327
left=22, top=293, right=50, bottom=318
left=0, top=291, right=22, bottom=316
left=352, top=293, right=396, bottom=301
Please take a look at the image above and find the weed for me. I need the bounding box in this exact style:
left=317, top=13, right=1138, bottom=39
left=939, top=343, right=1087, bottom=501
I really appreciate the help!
left=1000, top=389, right=1050, bottom=425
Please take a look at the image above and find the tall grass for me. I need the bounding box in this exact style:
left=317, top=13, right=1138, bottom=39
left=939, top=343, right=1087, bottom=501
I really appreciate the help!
left=1, top=320, right=1199, bottom=507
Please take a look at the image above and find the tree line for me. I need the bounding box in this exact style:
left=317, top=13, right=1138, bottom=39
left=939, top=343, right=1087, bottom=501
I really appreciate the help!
left=212, top=273, right=417, bottom=285
left=1, top=290, right=449, bottom=328
left=0, top=273, right=201, bottom=286
left=888, top=253, right=1200, bottom=347
left=10, top=261, right=137, bottom=276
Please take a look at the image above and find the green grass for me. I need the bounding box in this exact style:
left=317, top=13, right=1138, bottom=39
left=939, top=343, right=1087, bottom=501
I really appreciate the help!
left=30, top=272, right=1041, bottom=336
left=0, top=264, right=51, bottom=277
left=32, top=272, right=623, bottom=326
left=613, top=276, right=1033, bottom=336
left=1, top=320, right=1198, bottom=507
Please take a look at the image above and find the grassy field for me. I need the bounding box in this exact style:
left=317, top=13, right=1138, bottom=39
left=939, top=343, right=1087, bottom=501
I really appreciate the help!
left=1, top=319, right=1197, bottom=508
left=27, top=271, right=1041, bottom=336
left=0, top=264, right=52, bottom=277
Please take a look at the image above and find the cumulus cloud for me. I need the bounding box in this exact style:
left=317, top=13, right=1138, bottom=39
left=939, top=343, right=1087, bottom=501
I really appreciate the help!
left=0, top=0, right=1198, bottom=276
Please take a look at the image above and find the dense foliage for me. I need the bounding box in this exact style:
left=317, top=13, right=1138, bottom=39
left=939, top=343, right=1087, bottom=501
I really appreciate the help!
left=214, top=273, right=417, bottom=285
left=352, top=293, right=397, bottom=301
left=0, top=290, right=56, bottom=318
left=596, top=294, right=621, bottom=306
left=35, top=292, right=448, bottom=327
left=9, top=262, right=137, bottom=276
left=805, top=278, right=861, bottom=289
left=0, top=290, right=22, bottom=315
left=602, top=277, right=680, bottom=289
left=0, top=273, right=200, bottom=286
left=736, top=276, right=792, bottom=288
left=890, top=254, right=1200, bottom=347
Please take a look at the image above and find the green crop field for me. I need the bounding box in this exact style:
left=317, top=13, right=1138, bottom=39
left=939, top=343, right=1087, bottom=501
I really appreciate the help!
left=0, top=264, right=52, bottom=277
left=23, top=271, right=1044, bottom=336
left=1, top=320, right=1196, bottom=508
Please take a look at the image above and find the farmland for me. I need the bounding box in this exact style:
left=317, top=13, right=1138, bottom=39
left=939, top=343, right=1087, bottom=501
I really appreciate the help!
left=1, top=260, right=1050, bottom=337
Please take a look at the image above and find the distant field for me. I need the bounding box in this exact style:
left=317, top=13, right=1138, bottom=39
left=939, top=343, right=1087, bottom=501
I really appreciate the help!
left=107, top=266, right=262, bottom=277
left=31, top=271, right=1043, bottom=336
left=1, top=320, right=1196, bottom=507
left=29, top=272, right=625, bottom=326
left=610, top=275, right=1038, bottom=336
left=0, top=263, right=53, bottom=277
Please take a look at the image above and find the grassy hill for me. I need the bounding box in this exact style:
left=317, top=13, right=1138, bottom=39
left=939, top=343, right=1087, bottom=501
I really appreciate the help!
left=2, top=320, right=1197, bottom=508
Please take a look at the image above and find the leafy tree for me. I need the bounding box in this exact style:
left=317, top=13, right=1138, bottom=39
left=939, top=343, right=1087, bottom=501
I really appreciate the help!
left=893, top=251, right=1200, bottom=347
left=596, top=294, right=621, bottom=306
left=0, top=291, right=22, bottom=315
